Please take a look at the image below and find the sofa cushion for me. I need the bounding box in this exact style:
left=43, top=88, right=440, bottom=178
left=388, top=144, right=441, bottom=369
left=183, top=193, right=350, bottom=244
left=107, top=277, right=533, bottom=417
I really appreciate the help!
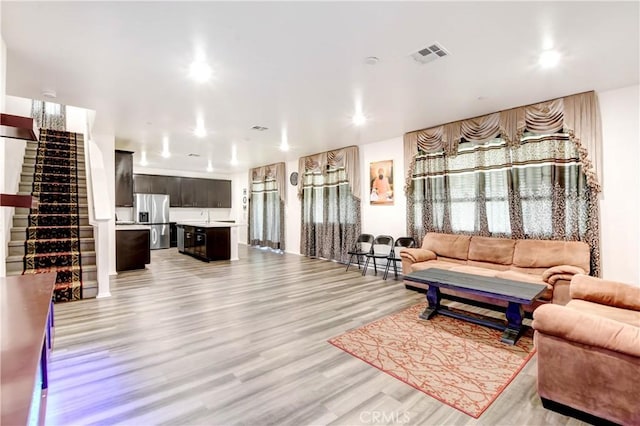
left=508, top=265, right=549, bottom=276
left=410, top=260, right=460, bottom=272
left=449, top=265, right=499, bottom=277
left=435, top=256, right=468, bottom=265
left=468, top=236, right=516, bottom=265
left=567, top=300, right=640, bottom=327
left=513, top=239, right=590, bottom=273
left=467, top=260, right=509, bottom=271
left=422, top=233, right=471, bottom=260
left=570, top=274, right=640, bottom=311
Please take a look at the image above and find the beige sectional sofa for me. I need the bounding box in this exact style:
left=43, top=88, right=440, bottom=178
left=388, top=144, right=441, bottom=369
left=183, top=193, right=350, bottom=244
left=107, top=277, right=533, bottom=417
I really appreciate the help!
left=532, top=275, right=640, bottom=424
left=400, top=232, right=591, bottom=306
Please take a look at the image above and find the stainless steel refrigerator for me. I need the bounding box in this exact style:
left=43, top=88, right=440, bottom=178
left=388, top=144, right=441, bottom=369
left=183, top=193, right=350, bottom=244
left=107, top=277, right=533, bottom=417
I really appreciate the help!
left=134, top=193, right=170, bottom=249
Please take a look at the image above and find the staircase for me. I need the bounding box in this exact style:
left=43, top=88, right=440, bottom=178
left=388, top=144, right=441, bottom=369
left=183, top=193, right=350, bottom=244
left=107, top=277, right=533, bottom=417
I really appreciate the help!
left=5, top=129, right=97, bottom=301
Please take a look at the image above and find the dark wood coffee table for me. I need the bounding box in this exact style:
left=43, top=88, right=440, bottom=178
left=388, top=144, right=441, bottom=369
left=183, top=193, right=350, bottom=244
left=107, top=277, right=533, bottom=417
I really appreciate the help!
left=405, top=268, right=547, bottom=344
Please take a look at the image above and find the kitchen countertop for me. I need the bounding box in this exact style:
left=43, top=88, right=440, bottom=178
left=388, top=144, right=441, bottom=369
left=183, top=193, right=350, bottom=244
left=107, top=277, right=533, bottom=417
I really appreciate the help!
left=176, top=221, right=245, bottom=228
left=116, top=224, right=151, bottom=231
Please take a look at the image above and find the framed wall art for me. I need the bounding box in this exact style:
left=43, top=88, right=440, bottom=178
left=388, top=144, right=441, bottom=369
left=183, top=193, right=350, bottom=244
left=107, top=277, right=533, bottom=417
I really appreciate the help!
left=369, top=160, right=394, bottom=205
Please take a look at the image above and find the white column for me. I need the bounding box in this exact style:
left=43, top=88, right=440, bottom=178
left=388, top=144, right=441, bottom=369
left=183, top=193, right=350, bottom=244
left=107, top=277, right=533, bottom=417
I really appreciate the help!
left=95, top=220, right=111, bottom=298
left=230, top=226, right=239, bottom=261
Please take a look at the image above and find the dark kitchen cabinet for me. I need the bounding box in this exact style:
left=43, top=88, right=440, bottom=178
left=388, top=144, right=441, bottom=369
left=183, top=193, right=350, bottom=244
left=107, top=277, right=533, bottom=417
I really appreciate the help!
left=115, top=150, right=134, bottom=206
left=180, top=178, right=197, bottom=207
left=133, top=174, right=153, bottom=194
left=195, top=179, right=210, bottom=207
left=116, top=228, right=150, bottom=271
left=208, top=180, right=232, bottom=208
left=150, top=175, right=168, bottom=194
left=181, top=225, right=230, bottom=261
left=133, top=174, right=232, bottom=208
left=169, top=222, right=177, bottom=248
left=134, top=174, right=168, bottom=195
left=167, top=177, right=182, bottom=207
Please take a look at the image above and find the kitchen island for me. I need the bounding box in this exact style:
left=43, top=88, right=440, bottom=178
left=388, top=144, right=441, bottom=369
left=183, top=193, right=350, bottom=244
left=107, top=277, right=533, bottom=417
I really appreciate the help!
left=176, top=222, right=243, bottom=262
left=115, top=224, right=151, bottom=271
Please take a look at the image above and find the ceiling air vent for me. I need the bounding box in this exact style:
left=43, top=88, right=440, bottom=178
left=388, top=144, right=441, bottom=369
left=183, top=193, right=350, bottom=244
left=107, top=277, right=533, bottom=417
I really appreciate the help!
left=251, top=125, right=269, bottom=131
left=411, top=42, right=450, bottom=64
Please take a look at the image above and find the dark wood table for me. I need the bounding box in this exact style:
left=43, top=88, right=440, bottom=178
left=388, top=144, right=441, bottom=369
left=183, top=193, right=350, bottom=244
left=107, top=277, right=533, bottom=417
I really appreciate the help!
left=404, top=268, right=547, bottom=344
left=1, top=273, right=56, bottom=426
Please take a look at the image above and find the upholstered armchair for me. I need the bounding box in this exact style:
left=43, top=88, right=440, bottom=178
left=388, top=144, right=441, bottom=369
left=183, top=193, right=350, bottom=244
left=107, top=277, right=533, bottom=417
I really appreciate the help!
left=532, top=274, right=640, bottom=425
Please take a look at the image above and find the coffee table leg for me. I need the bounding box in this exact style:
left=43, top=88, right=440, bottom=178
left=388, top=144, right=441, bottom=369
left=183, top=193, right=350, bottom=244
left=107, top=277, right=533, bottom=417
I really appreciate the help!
left=501, top=302, right=524, bottom=345
left=419, top=286, right=440, bottom=320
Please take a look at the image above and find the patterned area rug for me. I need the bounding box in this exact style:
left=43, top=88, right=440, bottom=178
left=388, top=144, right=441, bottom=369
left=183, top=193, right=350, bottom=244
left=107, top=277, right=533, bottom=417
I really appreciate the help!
left=328, top=302, right=535, bottom=418
left=23, top=129, right=83, bottom=302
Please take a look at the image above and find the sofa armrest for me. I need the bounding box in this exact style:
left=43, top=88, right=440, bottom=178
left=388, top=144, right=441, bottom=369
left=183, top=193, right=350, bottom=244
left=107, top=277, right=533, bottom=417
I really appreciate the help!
left=533, top=304, right=640, bottom=357
left=399, top=248, right=436, bottom=263
left=570, top=274, right=640, bottom=311
left=542, top=265, right=586, bottom=286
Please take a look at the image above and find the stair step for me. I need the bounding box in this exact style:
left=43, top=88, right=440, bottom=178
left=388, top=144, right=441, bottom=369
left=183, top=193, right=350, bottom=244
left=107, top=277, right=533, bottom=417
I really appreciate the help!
left=21, top=164, right=86, bottom=174
left=8, top=238, right=95, bottom=256
left=11, top=225, right=94, bottom=240
left=83, top=280, right=98, bottom=299
left=6, top=252, right=97, bottom=272
left=5, top=264, right=97, bottom=283
left=14, top=204, right=89, bottom=215
left=24, top=149, right=85, bottom=158
left=12, top=214, right=91, bottom=227
left=20, top=183, right=88, bottom=193
left=6, top=250, right=96, bottom=262
left=20, top=172, right=86, bottom=184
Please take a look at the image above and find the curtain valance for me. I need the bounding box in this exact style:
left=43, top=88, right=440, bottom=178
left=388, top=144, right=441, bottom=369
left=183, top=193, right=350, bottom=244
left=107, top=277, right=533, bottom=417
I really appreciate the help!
left=249, top=162, right=286, bottom=202
left=404, top=91, right=602, bottom=192
left=297, top=145, right=361, bottom=200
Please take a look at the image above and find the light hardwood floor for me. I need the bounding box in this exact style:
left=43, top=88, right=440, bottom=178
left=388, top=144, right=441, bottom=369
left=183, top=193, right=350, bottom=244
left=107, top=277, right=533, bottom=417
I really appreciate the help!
left=45, top=246, right=588, bottom=426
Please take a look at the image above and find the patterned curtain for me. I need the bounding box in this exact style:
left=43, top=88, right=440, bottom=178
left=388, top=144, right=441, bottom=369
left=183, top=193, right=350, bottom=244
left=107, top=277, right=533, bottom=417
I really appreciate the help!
left=299, top=146, right=361, bottom=262
left=31, top=100, right=67, bottom=131
left=407, top=134, right=600, bottom=276
left=249, top=163, right=286, bottom=250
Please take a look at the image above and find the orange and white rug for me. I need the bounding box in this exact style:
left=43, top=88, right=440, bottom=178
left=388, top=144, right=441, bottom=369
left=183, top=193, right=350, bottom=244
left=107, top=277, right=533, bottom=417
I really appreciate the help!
left=328, top=302, right=535, bottom=418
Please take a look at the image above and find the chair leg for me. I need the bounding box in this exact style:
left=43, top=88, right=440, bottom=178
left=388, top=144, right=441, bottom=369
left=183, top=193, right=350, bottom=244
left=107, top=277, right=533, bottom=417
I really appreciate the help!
left=373, top=258, right=378, bottom=275
left=362, top=257, right=370, bottom=276
left=393, top=259, right=398, bottom=278
left=383, top=259, right=391, bottom=280
left=346, top=254, right=353, bottom=271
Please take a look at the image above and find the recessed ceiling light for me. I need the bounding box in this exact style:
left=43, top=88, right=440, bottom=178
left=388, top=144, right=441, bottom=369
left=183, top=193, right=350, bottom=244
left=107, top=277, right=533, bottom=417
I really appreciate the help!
left=352, top=112, right=367, bottom=126
left=230, top=145, right=238, bottom=165
left=162, top=136, right=170, bottom=157
left=194, top=127, right=206, bottom=138
left=280, top=128, right=289, bottom=152
left=364, top=56, right=379, bottom=65
left=42, top=90, right=57, bottom=98
left=189, top=61, right=212, bottom=83
left=539, top=49, right=561, bottom=68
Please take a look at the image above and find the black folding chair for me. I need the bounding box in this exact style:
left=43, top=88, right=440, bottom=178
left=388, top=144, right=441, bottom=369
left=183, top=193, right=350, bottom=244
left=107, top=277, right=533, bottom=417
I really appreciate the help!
left=346, top=234, right=374, bottom=271
left=362, top=235, right=394, bottom=276
left=384, top=237, right=416, bottom=280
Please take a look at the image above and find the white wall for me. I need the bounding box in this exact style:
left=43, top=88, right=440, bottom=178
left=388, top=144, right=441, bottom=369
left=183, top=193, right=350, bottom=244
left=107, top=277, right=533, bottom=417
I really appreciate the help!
left=598, top=85, right=640, bottom=284
left=1, top=36, right=6, bottom=277
left=2, top=96, right=30, bottom=277
left=284, top=159, right=301, bottom=254
left=361, top=137, right=408, bottom=239
left=276, top=85, right=640, bottom=284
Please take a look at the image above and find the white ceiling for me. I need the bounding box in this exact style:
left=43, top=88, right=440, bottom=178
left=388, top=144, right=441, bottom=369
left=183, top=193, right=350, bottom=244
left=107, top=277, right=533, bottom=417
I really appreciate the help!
left=2, top=1, right=639, bottom=174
